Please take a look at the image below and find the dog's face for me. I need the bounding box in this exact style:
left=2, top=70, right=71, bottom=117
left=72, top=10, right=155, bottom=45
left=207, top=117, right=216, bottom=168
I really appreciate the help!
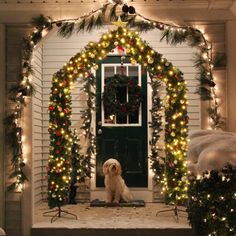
left=103, top=158, right=122, bottom=176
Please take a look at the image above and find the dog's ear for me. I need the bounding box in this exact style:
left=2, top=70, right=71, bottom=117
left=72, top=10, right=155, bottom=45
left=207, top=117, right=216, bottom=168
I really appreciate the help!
left=103, top=162, right=109, bottom=175
left=116, top=163, right=122, bottom=175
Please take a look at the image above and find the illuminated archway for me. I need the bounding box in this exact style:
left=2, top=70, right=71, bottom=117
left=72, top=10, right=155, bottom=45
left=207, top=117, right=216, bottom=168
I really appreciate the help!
left=48, top=26, right=188, bottom=208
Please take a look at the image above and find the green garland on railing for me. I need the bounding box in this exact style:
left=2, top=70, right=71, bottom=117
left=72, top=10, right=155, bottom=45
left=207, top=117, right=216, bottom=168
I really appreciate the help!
left=187, top=166, right=236, bottom=236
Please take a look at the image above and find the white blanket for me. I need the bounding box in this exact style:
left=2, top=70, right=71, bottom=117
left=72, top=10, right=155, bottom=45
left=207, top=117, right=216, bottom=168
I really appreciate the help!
left=187, top=130, right=236, bottom=176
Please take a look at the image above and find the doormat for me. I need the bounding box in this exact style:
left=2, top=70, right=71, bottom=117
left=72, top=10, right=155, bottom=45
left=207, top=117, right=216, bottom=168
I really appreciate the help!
left=90, top=199, right=145, bottom=207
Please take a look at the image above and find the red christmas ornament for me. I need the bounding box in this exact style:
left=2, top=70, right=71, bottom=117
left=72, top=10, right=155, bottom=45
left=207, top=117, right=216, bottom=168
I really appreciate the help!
left=64, top=108, right=70, bottom=114
left=117, top=45, right=125, bottom=52
left=175, top=75, right=180, bottom=80
left=49, top=105, right=55, bottom=111
left=129, top=39, right=135, bottom=45
left=56, top=130, right=61, bottom=136
left=56, top=141, right=61, bottom=145
left=63, top=80, right=68, bottom=87
left=55, top=149, right=60, bottom=154
left=157, top=73, right=162, bottom=79
left=48, top=128, right=52, bottom=133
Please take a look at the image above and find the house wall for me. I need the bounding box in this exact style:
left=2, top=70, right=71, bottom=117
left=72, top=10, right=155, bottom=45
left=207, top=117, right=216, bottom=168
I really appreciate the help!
left=0, top=4, right=232, bottom=236
left=31, top=46, right=44, bottom=215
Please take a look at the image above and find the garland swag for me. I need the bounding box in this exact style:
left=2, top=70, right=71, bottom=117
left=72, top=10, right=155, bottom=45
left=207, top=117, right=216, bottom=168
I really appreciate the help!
left=103, top=74, right=143, bottom=117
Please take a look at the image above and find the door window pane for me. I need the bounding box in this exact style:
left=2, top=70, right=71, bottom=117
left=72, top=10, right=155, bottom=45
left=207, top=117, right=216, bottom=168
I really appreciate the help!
left=102, top=64, right=141, bottom=126
left=129, top=66, right=139, bottom=77
left=116, top=66, right=127, bottom=75
left=105, top=66, right=114, bottom=77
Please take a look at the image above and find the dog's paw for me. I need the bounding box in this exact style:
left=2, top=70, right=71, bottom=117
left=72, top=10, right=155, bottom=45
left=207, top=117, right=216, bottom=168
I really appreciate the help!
left=113, top=199, right=119, bottom=204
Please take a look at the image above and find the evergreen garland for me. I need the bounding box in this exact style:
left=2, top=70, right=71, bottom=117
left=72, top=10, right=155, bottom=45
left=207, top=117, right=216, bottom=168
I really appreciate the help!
left=80, top=74, right=96, bottom=173
left=160, top=26, right=225, bottom=129
left=149, top=77, right=164, bottom=183
left=187, top=166, right=236, bottom=235
left=68, top=130, right=91, bottom=204
left=70, top=131, right=91, bottom=183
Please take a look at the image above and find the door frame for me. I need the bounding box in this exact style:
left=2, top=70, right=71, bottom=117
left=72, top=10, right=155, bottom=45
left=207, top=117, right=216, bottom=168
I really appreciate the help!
left=90, top=56, right=154, bottom=202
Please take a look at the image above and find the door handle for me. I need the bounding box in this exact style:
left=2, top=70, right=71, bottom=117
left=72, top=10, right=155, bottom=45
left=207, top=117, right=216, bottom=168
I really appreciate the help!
left=97, top=129, right=102, bottom=135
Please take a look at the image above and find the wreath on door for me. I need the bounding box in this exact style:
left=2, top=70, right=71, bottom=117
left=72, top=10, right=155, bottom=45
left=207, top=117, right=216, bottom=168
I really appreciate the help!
left=102, top=74, right=143, bottom=117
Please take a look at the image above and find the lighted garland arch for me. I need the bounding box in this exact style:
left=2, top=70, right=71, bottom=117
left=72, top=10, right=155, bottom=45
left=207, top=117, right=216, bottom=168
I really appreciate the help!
left=48, top=26, right=188, bottom=207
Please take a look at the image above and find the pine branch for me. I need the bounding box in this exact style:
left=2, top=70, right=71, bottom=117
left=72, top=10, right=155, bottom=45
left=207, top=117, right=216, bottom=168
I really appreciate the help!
left=160, top=28, right=187, bottom=45
left=58, top=22, right=75, bottom=38
left=109, top=3, right=119, bottom=21
left=86, top=15, right=95, bottom=32
left=193, top=52, right=207, bottom=68
left=195, top=87, right=213, bottom=100
left=31, top=31, right=43, bottom=44
left=7, top=183, right=17, bottom=192
left=102, top=3, right=108, bottom=16
left=76, top=19, right=86, bottom=33
left=186, top=28, right=204, bottom=47
left=31, top=14, right=52, bottom=30
left=213, top=53, right=227, bottom=68
left=95, top=13, right=103, bottom=28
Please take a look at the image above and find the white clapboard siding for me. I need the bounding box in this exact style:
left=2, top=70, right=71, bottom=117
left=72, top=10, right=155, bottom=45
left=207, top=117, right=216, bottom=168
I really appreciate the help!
left=32, top=46, right=44, bottom=204
left=30, top=26, right=210, bottom=201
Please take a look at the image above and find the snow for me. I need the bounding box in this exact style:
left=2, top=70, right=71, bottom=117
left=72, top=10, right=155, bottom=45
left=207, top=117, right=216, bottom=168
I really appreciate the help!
left=187, top=130, right=236, bottom=175
left=33, top=202, right=190, bottom=229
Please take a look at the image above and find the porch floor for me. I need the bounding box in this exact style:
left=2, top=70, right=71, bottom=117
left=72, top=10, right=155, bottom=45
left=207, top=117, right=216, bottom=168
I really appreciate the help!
left=32, top=202, right=194, bottom=236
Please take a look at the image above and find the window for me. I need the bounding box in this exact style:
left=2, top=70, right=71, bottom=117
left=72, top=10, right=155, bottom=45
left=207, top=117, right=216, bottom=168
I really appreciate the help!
left=101, top=64, right=142, bottom=126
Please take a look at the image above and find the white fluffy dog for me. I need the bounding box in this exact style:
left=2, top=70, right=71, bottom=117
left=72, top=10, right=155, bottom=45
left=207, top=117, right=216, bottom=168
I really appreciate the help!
left=103, top=158, right=133, bottom=203
left=187, top=130, right=236, bottom=175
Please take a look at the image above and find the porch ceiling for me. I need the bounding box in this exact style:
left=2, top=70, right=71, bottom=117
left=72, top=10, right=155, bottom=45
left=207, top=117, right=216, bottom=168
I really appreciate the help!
left=0, top=0, right=234, bottom=10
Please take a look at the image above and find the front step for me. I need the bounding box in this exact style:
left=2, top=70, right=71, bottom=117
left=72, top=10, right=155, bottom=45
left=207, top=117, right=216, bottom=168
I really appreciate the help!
left=32, top=228, right=195, bottom=236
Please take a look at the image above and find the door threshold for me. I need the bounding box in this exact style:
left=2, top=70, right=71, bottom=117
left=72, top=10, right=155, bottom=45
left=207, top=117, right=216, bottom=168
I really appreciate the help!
left=91, top=188, right=153, bottom=202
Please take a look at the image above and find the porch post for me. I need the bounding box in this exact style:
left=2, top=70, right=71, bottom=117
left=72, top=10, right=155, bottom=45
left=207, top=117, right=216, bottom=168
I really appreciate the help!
left=0, top=23, right=6, bottom=229
left=226, top=20, right=236, bottom=132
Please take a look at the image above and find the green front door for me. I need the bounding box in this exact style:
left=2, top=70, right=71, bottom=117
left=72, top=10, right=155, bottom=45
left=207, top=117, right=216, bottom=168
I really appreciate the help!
left=96, top=56, right=147, bottom=188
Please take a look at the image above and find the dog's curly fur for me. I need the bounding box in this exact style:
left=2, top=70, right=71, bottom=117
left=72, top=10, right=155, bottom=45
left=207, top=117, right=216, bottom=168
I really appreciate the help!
left=103, top=158, right=133, bottom=203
